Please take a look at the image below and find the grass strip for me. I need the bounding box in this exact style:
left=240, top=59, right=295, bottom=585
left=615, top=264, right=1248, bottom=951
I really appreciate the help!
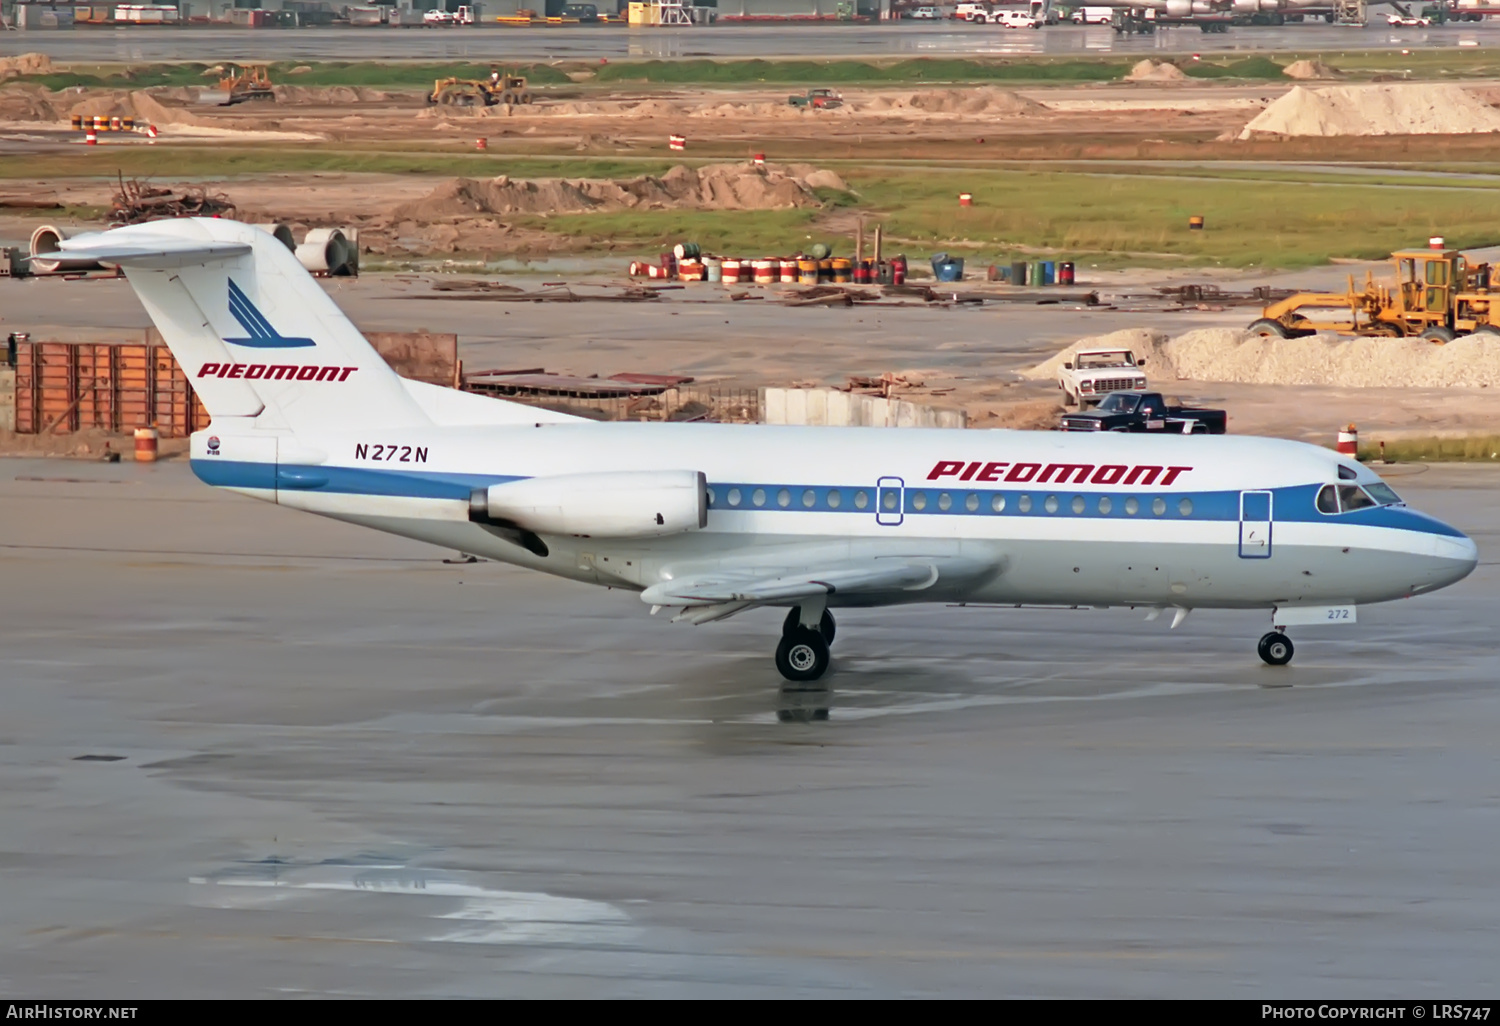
left=1359, top=437, right=1500, bottom=463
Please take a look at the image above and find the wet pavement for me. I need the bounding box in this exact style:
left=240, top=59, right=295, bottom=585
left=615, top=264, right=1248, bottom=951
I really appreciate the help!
left=0, top=458, right=1497, bottom=996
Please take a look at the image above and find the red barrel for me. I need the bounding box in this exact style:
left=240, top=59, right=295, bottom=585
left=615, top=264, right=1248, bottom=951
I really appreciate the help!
left=134, top=427, right=158, bottom=463
left=891, top=254, right=907, bottom=286
left=1059, top=261, right=1075, bottom=286
left=853, top=260, right=871, bottom=285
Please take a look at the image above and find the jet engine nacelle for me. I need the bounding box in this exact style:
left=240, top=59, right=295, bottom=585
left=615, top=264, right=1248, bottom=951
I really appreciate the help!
left=1233, top=0, right=1282, bottom=11
left=1168, top=0, right=1223, bottom=13
left=480, top=469, right=707, bottom=538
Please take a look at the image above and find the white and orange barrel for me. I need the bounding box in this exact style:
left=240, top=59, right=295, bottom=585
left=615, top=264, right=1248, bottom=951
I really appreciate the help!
left=476, top=137, right=488, bottom=151
left=134, top=426, right=159, bottom=463
left=752, top=153, right=765, bottom=166
left=146, top=124, right=159, bottom=139
left=779, top=258, right=798, bottom=284
left=109, top=115, right=123, bottom=132
left=84, top=130, right=97, bottom=146
left=93, top=114, right=107, bottom=132
left=752, top=259, right=775, bottom=285
left=1336, top=424, right=1358, bottom=457
left=958, top=192, right=972, bottom=207
left=668, top=134, right=686, bottom=151
left=1429, top=236, right=1445, bottom=250
left=720, top=258, right=741, bottom=284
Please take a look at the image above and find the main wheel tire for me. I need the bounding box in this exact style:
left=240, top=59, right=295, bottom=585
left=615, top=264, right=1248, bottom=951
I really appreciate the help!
left=1257, top=631, right=1294, bottom=666
left=499, top=90, right=516, bottom=105
left=1419, top=326, right=1456, bottom=344
left=782, top=607, right=835, bottom=644
left=1247, top=318, right=1290, bottom=339
left=776, top=628, right=830, bottom=682
left=518, top=91, right=533, bottom=104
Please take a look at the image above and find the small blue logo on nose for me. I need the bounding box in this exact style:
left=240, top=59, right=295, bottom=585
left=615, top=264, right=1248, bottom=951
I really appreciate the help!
left=223, top=279, right=315, bottom=348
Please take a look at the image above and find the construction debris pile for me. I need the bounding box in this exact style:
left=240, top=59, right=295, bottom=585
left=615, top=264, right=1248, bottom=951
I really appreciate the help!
left=1029, top=327, right=1500, bottom=390
left=109, top=176, right=235, bottom=224
left=1238, top=83, right=1500, bottom=139
left=393, top=163, right=834, bottom=218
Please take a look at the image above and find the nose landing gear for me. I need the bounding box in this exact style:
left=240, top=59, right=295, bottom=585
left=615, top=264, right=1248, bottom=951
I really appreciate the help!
left=1258, top=630, right=1294, bottom=666
left=776, top=607, right=836, bottom=682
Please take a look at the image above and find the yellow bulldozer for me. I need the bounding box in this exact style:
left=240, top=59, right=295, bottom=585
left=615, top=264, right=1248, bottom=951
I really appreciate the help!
left=1249, top=245, right=1498, bottom=343
left=427, top=72, right=534, bottom=107
left=201, top=64, right=275, bottom=106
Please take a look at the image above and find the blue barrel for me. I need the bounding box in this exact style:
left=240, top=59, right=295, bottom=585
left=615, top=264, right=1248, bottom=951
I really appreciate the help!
left=1041, top=260, right=1055, bottom=286
left=934, top=257, right=965, bottom=283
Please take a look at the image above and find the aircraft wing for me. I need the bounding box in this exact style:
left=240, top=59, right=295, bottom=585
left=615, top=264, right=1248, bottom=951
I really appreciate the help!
left=640, top=555, right=997, bottom=624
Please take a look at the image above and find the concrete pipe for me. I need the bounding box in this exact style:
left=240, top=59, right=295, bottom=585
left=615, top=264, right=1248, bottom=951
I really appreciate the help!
left=251, top=223, right=296, bottom=251
left=29, top=224, right=102, bottom=274
left=294, top=228, right=351, bottom=275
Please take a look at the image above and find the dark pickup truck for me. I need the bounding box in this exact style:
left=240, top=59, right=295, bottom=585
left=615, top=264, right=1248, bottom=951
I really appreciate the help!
left=1060, top=391, right=1227, bottom=434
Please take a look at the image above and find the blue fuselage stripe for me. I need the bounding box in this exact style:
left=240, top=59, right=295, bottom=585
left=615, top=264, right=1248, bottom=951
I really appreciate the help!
left=192, top=459, right=1465, bottom=538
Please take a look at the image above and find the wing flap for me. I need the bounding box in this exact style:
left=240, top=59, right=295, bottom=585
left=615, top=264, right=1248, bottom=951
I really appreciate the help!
left=641, top=560, right=944, bottom=607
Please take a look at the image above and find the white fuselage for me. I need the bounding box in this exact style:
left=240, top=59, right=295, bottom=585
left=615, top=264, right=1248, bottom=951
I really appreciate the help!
left=192, top=421, right=1477, bottom=614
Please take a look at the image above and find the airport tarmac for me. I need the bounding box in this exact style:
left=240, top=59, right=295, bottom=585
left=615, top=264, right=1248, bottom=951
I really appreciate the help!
left=6, top=22, right=1497, bottom=63
left=1, top=457, right=1497, bottom=997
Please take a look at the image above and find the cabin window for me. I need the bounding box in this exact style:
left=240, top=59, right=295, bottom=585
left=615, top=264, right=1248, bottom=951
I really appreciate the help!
left=1338, top=485, right=1377, bottom=512
left=1152, top=497, right=1166, bottom=516
left=855, top=490, right=869, bottom=510
left=912, top=491, right=928, bottom=511
left=828, top=489, right=842, bottom=509
left=777, top=488, right=791, bottom=508
left=1178, top=498, right=1193, bottom=517
left=1071, top=495, right=1086, bottom=514
left=965, top=493, right=979, bottom=512
left=938, top=492, right=952, bottom=511
left=706, top=488, right=716, bottom=507
left=1125, top=497, right=1140, bottom=516
left=1098, top=496, right=1112, bottom=515
left=1316, top=484, right=1339, bottom=514
left=752, top=488, right=766, bottom=507
left=882, top=491, right=898, bottom=511
left=802, top=489, right=816, bottom=508
left=1017, top=495, right=1033, bottom=513
left=991, top=494, right=1006, bottom=513
left=727, top=488, right=742, bottom=508
left=1043, top=495, right=1059, bottom=514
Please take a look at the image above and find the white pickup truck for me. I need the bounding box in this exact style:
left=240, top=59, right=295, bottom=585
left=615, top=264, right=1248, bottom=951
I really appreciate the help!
left=1057, top=347, right=1149, bottom=408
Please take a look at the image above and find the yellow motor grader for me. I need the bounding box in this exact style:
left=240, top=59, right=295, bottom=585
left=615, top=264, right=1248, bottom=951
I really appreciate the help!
left=1248, top=246, right=1498, bottom=343
left=427, top=72, right=534, bottom=107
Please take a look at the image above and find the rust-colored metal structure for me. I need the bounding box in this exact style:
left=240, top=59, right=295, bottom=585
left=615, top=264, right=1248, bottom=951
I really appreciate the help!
left=13, top=336, right=207, bottom=438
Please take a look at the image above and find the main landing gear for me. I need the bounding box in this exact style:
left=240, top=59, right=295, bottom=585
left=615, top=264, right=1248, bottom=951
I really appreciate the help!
left=776, top=606, right=835, bottom=682
left=1257, top=630, right=1295, bottom=667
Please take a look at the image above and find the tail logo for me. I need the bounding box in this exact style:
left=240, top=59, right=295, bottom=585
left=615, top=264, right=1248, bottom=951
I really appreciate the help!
left=223, top=279, right=315, bottom=349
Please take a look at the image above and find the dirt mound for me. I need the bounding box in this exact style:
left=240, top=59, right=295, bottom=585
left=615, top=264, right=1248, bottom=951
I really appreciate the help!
left=391, top=162, right=827, bottom=220
left=1283, top=59, right=1343, bottom=81
left=862, top=87, right=1042, bottom=117
left=1239, top=84, right=1500, bottom=138
left=0, top=86, right=59, bottom=122
left=0, top=53, right=53, bottom=79
left=1028, top=326, right=1500, bottom=389
left=129, top=90, right=216, bottom=129
left=1125, top=60, right=1187, bottom=83
left=272, top=85, right=392, bottom=104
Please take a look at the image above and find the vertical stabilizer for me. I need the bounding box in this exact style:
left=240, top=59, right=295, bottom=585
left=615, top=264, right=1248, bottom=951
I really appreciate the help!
left=58, top=218, right=429, bottom=433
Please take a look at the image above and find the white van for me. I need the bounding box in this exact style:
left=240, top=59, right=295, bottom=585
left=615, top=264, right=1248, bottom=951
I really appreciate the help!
left=1071, top=6, right=1114, bottom=23
left=992, top=8, right=1041, bottom=26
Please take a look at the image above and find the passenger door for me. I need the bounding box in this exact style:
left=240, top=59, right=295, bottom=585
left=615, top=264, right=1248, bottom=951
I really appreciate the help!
left=1238, top=490, right=1273, bottom=559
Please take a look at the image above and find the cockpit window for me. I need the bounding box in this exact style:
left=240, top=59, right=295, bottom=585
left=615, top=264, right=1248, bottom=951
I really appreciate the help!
left=1337, top=464, right=1358, bottom=481
left=1097, top=393, right=1138, bottom=414
left=1318, top=481, right=1403, bottom=514
left=1316, top=484, right=1339, bottom=514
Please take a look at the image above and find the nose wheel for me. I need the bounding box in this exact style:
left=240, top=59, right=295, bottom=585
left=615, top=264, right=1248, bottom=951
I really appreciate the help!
left=777, top=607, right=835, bottom=682
left=1258, top=630, right=1294, bottom=666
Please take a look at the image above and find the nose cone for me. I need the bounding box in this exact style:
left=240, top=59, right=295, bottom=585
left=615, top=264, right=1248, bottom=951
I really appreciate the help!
left=1429, top=529, right=1480, bottom=590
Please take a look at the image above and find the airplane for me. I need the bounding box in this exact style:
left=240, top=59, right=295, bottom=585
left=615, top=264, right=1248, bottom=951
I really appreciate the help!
left=58, top=218, right=1478, bottom=682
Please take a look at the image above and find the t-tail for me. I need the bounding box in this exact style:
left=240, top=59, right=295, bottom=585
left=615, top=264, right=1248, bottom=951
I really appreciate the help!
left=59, top=217, right=429, bottom=436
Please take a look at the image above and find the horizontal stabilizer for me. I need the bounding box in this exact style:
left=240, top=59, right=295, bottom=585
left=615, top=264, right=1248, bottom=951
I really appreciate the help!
left=57, top=233, right=252, bottom=268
